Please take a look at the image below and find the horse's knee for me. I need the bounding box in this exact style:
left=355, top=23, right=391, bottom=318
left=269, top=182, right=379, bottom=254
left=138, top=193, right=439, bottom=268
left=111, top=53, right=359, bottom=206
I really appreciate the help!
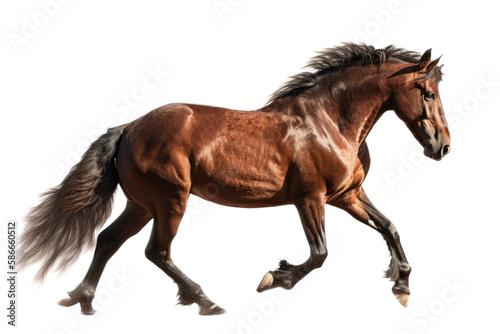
left=312, top=249, right=328, bottom=268
left=145, top=245, right=171, bottom=265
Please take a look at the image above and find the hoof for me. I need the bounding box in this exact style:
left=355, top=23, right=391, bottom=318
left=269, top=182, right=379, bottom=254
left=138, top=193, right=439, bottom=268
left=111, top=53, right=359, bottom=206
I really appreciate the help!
left=256, top=272, right=274, bottom=292
left=394, top=292, right=409, bottom=308
left=199, top=303, right=225, bottom=316
left=58, top=290, right=95, bottom=315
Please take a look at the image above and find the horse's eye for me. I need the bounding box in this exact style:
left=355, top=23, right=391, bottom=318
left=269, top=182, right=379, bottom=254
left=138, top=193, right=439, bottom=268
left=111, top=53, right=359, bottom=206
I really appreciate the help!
left=424, top=92, right=435, bottom=100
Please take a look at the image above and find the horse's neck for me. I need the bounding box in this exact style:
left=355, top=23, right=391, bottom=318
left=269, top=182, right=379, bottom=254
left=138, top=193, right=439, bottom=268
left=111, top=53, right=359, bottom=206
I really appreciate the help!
left=264, top=63, right=406, bottom=148
left=319, top=73, right=392, bottom=148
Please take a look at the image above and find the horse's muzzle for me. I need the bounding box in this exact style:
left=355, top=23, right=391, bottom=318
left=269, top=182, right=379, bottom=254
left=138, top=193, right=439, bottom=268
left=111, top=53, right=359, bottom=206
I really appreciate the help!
left=424, top=143, right=450, bottom=161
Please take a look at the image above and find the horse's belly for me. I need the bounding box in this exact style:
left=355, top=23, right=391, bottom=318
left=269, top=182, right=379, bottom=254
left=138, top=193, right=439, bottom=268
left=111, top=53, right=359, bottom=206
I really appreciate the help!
left=191, top=162, right=290, bottom=207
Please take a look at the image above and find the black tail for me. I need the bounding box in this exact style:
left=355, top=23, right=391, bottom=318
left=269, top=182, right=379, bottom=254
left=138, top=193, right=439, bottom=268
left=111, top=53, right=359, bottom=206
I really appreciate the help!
left=18, top=125, right=127, bottom=282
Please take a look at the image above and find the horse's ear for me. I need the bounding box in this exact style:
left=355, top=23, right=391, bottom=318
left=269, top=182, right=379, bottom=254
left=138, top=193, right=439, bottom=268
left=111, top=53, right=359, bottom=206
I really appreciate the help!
left=426, top=55, right=442, bottom=72
left=419, top=49, right=432, bottom=69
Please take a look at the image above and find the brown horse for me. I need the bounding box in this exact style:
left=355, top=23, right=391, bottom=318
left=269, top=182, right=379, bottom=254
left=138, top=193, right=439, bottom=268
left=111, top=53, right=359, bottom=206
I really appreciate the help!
left=19, top=43, right=450, bottom=316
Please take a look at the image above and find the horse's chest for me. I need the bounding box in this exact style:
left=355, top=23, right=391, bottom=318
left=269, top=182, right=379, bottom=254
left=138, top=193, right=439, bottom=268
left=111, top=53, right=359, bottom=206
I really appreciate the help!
left=323, top=152, right=366, bottom=198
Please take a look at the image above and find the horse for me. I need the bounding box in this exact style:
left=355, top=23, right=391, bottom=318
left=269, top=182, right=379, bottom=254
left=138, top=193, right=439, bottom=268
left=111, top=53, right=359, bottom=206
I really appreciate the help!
left=19, top=43, right=450, bottom=316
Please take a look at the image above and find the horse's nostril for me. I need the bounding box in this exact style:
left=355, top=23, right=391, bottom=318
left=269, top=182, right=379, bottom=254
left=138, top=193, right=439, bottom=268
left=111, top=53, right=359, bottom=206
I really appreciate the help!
left=441, top=145, right=450, bottom=157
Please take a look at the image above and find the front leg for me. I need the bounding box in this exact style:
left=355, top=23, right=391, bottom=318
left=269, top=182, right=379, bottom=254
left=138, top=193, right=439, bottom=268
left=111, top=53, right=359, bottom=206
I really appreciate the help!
left=257, top=196, right=327, bottom=292
left=337, top=187, right=411, bottom=307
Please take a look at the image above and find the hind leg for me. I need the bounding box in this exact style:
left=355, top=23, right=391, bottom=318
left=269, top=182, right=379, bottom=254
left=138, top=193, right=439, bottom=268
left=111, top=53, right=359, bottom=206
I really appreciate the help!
left=145, top=192, right=224, bottom=316
left=59, top=201, right=152, bottom=315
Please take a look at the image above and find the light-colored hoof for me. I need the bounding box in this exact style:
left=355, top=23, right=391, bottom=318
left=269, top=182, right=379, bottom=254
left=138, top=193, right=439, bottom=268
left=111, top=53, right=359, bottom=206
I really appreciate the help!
left=256, top=272, right=274, bottom=292
left=199, top=303, right=225, bottom=316
left=395, top=293, right=409, bottom=308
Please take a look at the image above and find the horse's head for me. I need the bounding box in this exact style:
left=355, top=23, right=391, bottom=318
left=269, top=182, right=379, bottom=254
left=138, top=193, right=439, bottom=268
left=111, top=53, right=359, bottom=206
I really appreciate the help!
left=390, top=49, right=450, bottom=161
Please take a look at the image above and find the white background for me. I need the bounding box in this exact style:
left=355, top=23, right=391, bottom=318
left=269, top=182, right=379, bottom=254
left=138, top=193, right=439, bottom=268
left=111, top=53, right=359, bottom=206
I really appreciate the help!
left=2, top=0, right=499, bottom=333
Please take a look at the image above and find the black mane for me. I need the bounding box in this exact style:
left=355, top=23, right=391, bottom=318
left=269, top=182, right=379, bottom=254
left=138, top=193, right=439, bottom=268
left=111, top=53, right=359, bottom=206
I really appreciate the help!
left=267, top=43, right=443, bottom=104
